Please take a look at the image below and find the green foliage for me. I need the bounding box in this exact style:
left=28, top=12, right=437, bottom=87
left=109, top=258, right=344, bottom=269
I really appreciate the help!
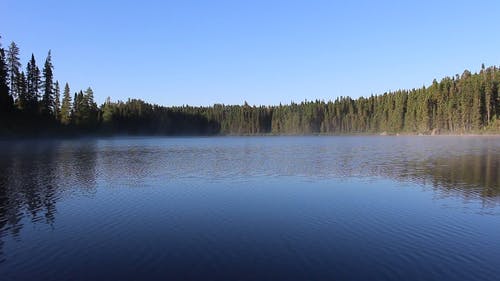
left=71, top=87, right=99, bottom=129
left=41, top=50, right=54, bottom=117
left=99, top=67, right=500, bottom=136
left=6, top=41, right=20, bottom=102
left=15, top=71, right=28, bottom=111
left=60, top=83, right=72, bottom=125
left=25, top=54, right=40, bottom=114
left=54, top=81, right=60, bottom=121
left=1, top=37, right=500, bottom=136
left=0, top=40, right=13, bottom=116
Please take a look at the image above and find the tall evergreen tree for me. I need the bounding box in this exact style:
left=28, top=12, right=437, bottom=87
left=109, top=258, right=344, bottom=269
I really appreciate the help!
left=41, top=50, right=54, bottom=117
left=16, top=71, right=28, bottom=111
left=6, top=41, right=21, bottom=103
left=84, top=87, right=98, bottom=127
left=84, top=87, right=96, bottom=106
left=2, top=37, right=500, bottom=136
left=26, top=54, right=40, bottom=113
left=0, top=38, right=13, bottom=115
left=101, top=97, right=114, bottom=124
left=72, top=92, right=79, bottom=119
left=54, top=80, right=60, bottom=121
left=60, top=82, right=72, bottom=125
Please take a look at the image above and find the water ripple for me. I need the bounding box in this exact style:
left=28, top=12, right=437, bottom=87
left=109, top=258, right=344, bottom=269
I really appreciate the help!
left=0, top=136, right=499, bottom=280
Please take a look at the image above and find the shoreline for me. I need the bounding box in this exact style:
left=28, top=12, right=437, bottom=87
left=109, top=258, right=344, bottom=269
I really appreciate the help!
left=1, top=131, right=500, bottom=141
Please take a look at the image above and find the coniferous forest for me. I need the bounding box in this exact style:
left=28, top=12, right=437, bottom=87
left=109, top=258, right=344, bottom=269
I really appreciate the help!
left=1, top=39, right=500, bottom=137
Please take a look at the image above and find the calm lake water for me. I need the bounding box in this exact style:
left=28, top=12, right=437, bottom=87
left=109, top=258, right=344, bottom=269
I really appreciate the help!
left=0, top=136, right=499, bottom=281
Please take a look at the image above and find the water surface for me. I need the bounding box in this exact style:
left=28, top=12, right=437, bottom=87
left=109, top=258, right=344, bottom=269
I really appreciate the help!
left=0, top=136, right=499, bottom=280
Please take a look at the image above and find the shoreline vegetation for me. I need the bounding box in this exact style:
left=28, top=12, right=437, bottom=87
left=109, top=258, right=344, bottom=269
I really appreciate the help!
left=3, top=131, right=500, bottom=142
left=1, top=39, right=500, bottom=138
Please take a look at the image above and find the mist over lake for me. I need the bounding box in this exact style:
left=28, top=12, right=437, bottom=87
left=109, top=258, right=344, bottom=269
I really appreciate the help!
left=0, top=136, right=499, bottom=281
left=3, top=0, right=500, bottom=280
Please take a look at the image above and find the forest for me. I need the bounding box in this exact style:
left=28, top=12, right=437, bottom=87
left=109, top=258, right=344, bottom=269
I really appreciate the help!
left=1, top=39, right=499, bottom=137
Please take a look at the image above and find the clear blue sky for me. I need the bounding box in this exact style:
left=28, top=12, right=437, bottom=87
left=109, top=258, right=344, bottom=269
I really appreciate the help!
left=2, top=0, right=500, bottom=106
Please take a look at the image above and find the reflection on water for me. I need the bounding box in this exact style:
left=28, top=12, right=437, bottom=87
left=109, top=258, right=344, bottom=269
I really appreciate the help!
left=0, top=136, right=499, bottom=280
left=0, top=141, right=98, bottom=259
left=0, top=137, right=499, bottom=245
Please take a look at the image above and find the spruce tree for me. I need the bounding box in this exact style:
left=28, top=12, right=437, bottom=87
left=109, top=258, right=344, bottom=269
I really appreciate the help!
left=101, top=97, right=114, bottom=124
left=42, top=50, right=54, bottom=117
left=72, top=91, right=84, bottom=126
left=26, top=54, right=41, bottom=113
left=54, top=80, right=60, bottom=121
left=60, top=82, right=72, bottom=125
left=84, top=87, right=98, bottom=126
left=16, top=71, right=28, bottom=111
left=72, top=92, right=78, bottom=118
left=6, top=41, right=21, bottom=103
left=0, top=39, right=13, bottom=115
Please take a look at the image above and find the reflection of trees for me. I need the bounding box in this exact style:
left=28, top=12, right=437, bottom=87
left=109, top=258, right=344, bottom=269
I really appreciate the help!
left=420, top=153, right=499, bottom=200
left=0, top=140, right=97, bottom=262
left=147, top=140, right=500, bottom=206
left=340, top=149, right=500, bottom=205
left=385, top=154, right=498, bottom=198
left=0, top=138, right=499, bottom=262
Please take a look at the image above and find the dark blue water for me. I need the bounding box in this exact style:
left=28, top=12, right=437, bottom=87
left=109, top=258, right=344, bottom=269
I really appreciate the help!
left=0, top=136, right=499, bottom=281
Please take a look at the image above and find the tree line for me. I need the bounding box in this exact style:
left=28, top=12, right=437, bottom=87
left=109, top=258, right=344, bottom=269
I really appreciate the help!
left=1, top=38, right=499, bottom=136
left=0, top=38, right=101, bottom=135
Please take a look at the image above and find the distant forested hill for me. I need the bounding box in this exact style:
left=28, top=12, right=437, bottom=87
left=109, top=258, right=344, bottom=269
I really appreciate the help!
left=1, top=39, right=499, bottom=136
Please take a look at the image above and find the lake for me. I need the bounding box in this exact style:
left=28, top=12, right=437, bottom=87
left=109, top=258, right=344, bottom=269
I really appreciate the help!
left=0, top=136, right=499, bottom=281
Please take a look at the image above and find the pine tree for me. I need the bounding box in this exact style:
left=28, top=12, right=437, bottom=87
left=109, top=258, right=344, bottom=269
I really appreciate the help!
left=0, top=38, right=13, bottom=115
left=41, top=50, right=54, bottom=117
left=54, top=80, right=60, bottom=121
left=26, top=54, right=40, bottom=113
left=6, top=41, right=21, bottom=102
left=72, top=92, right=78, bottom=119
left=72, top=91, right=84, bottom=126
left=60, top=82, right=72, bottom=125
left=84, top=87, right=98, bottom=127
left=16, top=71, right=28, bottom=111
left=101, top=97, right=114, bottom=124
